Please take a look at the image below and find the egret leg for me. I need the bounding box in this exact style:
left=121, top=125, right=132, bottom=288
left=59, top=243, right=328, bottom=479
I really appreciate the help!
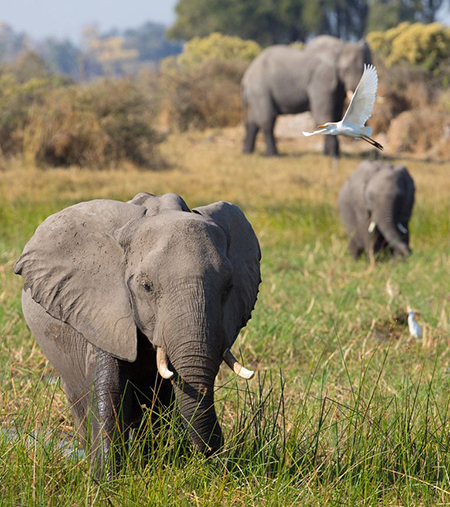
left=361, top=135, right=384, bottom=151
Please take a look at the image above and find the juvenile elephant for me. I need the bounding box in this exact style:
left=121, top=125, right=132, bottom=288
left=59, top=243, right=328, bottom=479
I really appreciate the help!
left=338, top=161, right=415, bottom=259
left=14, top=192, right=261, bottom=475
left=241, top=36, right=371, bottom=157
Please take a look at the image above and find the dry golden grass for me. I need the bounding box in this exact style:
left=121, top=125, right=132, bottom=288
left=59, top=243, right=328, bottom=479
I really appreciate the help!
left=2, top=128, right=449, bottom=210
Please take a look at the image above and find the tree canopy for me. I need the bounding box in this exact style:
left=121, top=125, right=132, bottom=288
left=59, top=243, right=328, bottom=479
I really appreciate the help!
left=168, top=0, right=449, bottom=44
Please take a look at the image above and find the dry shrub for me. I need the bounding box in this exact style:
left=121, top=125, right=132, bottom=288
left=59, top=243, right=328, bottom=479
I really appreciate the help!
left=23, top=78, right=162, bottom=169
left=159, top=32, right=259, bottom=131
left=384, top=65, right=437, bottom=109
left=370, top=64, right=438, bottom=134
left=0, top=66, right=68, bottom=156
left=370, top=87, right=410, bottom=134
left=162, top=59, right=247, bottom=131
left=387, top=109, right=450, bottom=159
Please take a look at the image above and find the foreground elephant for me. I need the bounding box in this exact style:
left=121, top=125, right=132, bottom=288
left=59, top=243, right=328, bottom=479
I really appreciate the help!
left=242, top=36, right=371, bottom=157
left=14, top=192, right=261, bottom=475
left=338, top=161, right=415, bottom=259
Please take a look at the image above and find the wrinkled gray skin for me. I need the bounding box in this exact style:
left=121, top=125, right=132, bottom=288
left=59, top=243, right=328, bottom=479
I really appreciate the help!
left=242, top=36, right=371, bottom=157
left=338, top=162, right=415, bottom=259
left=14, top=192, right=261, bottom=476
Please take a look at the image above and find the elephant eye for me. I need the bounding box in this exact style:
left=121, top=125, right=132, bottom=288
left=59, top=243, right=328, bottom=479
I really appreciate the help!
left=142, top=282, right=153, bottom=293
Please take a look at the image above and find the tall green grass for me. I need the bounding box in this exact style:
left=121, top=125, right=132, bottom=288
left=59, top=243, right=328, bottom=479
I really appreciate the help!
left=1, top=139, right=450, bottom=505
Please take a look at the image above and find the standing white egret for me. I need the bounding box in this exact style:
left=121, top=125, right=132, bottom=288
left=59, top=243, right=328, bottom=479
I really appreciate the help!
left=303, top=64, right=383, bottom=150
left=407, top=306, right=422, bottom=339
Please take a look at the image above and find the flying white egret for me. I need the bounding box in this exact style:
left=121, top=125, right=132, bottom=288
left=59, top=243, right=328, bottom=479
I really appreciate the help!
left=407, top=305, right=422, bottom=339
left=303, top=64, right=383, bottom=150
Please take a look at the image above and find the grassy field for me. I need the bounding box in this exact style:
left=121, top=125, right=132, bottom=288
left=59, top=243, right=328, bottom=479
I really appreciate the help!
left=1, top=130, right=450, bottom=506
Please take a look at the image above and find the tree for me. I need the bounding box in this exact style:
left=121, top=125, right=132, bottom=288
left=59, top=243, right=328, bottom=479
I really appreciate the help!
left=39, top=39, right=82, bottom=78
left=82, top=25, right=138, bottom=76
left=0, top=23, right=27, bottom=63
left=367, top=0, right=447, bottom=33
left=317, top=0, right=369, bottom=39
left=168, top=0, right=450, bottom=44
left=168, top=0, right=369, bottom=43
left=123, top=21, right=182, bottom=61
left=168, top=0, right=312, bottom=45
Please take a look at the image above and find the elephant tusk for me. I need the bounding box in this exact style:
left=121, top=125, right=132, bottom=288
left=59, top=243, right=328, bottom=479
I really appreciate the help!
left=346, top=90, right=354, bottom=102
left=368, top=221, right=376, bottom=233
left=156, top=347, right=174, bottom=379
left=397, top=222, right=408, bottom=234
left=223, top=348, right=255, bottom=380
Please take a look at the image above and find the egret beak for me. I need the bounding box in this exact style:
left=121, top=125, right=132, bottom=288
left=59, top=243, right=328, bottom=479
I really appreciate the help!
left=317, top=125, right=327, bottom=129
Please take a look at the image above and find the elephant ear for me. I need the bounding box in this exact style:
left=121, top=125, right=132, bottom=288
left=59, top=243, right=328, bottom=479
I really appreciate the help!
left=396, top=166, right=415, bottom=216
left=193, top=202, right=261, bottom=346
left=14, top=199, right=146, bottom=362
left=395, top=166, right=415, bottom=195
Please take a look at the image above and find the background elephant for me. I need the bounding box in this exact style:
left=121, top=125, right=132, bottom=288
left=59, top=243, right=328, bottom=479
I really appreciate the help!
left=338, top=161, right=415, bottom=259
left=14, top=192, right=261, bottom=475
left=241, top=36, right=371, bottom=157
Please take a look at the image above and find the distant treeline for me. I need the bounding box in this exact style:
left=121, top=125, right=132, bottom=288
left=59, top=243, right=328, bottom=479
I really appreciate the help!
left=169, top=0, right=449, bottom=45
left=2, top=1, right=449, bottom=81
left=0, top=21, right=182, bottom=79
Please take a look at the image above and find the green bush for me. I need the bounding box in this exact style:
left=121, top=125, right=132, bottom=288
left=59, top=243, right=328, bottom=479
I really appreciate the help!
left=368, top=22, right=450, bottom=72
left=23, top=78, right=161, bottom=169
left=176, top=32, right=261, bottom=68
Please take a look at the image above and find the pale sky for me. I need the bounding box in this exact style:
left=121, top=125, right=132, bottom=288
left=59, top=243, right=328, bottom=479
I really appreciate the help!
left=1, top=1, right=449, bottom=43
left=0, top=0, right=178, bottom=41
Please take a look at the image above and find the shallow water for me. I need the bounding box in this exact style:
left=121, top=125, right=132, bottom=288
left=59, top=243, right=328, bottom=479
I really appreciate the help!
left=0, top=426, right=86, bottom=460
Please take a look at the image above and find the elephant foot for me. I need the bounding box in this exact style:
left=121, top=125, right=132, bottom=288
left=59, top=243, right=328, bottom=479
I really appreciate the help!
left=324, top=151, right=340, bottom=158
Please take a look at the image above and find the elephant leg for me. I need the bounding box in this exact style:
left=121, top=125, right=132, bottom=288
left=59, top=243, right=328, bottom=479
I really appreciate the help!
left=91, top=349, right=133, bottom=479
left=349, top=235, right=364, bottom=259
left=324, top=136, right=339, bottom=157
left=243, top=121, right=259, bottom=154
left=262, top=117, right=278, bottom=156
left=21, top=290, right=97, bottom=446
left=310, top=92, right=341, bottom=157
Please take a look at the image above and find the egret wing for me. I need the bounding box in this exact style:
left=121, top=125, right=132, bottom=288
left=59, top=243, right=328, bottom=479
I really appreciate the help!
left=342, top=64, right=378, bottom=127
left=302, top=128, right=327, bottom=137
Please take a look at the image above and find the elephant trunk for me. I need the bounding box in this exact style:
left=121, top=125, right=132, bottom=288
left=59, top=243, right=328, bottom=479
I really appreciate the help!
left=161, top=281, right=224, bottom=455
left=376, top=205, right=410, bottom=257
left=170, top=352, right=223, bottom=455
